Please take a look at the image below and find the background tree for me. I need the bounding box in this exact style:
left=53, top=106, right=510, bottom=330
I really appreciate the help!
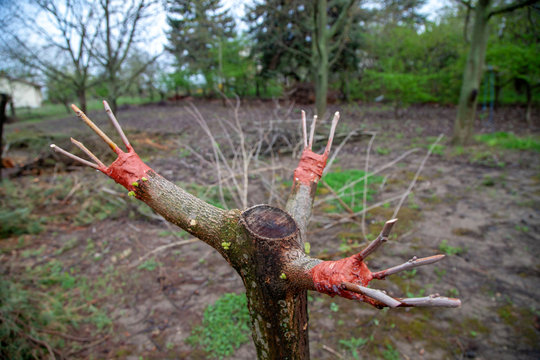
left=94, top=0, right=161, bottom=113
left=486, top=5, right=540, bottom=125
left=166, top=0, right=236, bottom=96
left=247, top=0, right=362, bottom=117
left=451, top=0, right=539, bottom=145
left=0, top=0, right=99, bottom=112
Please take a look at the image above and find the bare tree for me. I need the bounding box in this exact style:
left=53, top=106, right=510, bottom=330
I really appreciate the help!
left=94, top=0, right=161, bottom=113
left=51, top=102, right=461, bottom=359
left=0, top=0, right=99, bottom=112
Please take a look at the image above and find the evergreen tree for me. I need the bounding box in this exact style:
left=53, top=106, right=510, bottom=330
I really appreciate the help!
left=166, top=0, right=235, bottom=95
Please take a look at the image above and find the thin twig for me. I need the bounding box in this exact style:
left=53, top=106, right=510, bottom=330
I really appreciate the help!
left=129, top=239, right=198, bottom=268
left=372, top=255, right=445, bottom=279
left=323, top=111, right=340, bottom=155
left=308, top=115, right=317, bottom=149
left=356, top=219, right=397, bottom=260
left=342, top=282, right=401, bottom=308
left=391, top=134, right=443, bottom=219
left=50, top=144, right=99, bottom=169
left=70, top=137, right=106, bottom=168
left=362, top=133, right=376, bottom=239
left=322, top=344, right=344, bottom=359
left=103, top=100, right=131, bottom=149
left=301, top=110, right=308, bottom=148
left=71, top=104, right=118, bottom=152
left=398, top=295, right=461, bottom=308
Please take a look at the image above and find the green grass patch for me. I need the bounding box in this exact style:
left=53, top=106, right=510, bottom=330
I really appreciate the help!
left=188, top=293, right=251, bottom=359
left=475, top=132, right=540, bottom=152
left=319, top=169, right=384, bottom=213
left=0, top=259, right=112, bottom=359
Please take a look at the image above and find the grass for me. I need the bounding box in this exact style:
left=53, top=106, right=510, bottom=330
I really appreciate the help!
left=187, top=293, right=251, bottom=359
left=0, top=259, right=113, bottom=359
left=475, top=132, right=540, bottom=152
left=319, top=169, right=384, bottom=213
left=15, top=96, right=156, bottom=123
left=438, top=239, right=465, bottom=256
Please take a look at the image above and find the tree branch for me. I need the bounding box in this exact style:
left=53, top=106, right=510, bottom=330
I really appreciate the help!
left=489, top=0, right=538, bottom=19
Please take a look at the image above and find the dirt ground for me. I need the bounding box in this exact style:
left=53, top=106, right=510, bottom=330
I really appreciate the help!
left=2, top=100, right=539, bottom=359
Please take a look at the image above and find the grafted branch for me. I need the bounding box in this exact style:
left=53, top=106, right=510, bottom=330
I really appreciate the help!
left=51, top=102, right=461, bottom=360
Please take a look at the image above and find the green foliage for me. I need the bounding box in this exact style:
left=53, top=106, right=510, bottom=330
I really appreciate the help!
left=320, top=169, right=384, bottom=213
left=339, top=336, right=368, bottom=360
left=0, top=179, right=44, bottom=238
left=137, top=259, right=159, bottom=271
left=439, top=239, right=464, bottom=256
left=188, top=293, right=251, bottom=359
left=382, top=344, right=401, bottom=360
left=475, top=132, right=540, bottom=152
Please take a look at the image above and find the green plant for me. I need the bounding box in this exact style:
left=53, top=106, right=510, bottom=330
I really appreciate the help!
left=187, top=293, right=251, bottom=359
left=439, top=239, right=464, bottom=256
left=320, top=169, right=384, bottom=213
left=382, top=344, right=401, bottom=360
left=137, top=259, right=159, bottom=271
left=339, top=336, right=368, bottom=360
left=0, top=259, right=112, bottom=359
left=475, top=132, right=540, bottom=152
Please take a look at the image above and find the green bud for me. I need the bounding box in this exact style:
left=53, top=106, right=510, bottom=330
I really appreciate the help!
left=128, top=191, right=135, bottom=197
left=280, top=273, right=287, bottom=280
left=141, top=177, right=148, bottom=181
left=132, top=181, right=139, bottom=187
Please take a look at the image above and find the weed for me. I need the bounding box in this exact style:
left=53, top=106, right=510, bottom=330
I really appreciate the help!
left=382, top=344, right=401, bottom=360
left=339, top=336, right=368, bottom=360
left=439, top=239, right=464, bottom=256
left=187, top=293, right=250, bottom=359
left=137, top=259, right=159, bottom=271
left=475, top=132, right=540, bottom=152
left=434, top=267, right=446, bottom=283
left=515, top=225, right=529, bottom=233
left=447, top=288, right=460, bottom=298
left=376, top=147, right=390, bottom=155
left=330, top=302, right=339, bottom=312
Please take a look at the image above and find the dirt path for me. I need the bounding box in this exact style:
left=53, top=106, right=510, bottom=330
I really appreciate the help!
left=2, top=101, right=539, bottom=359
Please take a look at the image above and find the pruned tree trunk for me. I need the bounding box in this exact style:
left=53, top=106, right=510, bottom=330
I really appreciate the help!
left=51, top=103, right=461, bottom=359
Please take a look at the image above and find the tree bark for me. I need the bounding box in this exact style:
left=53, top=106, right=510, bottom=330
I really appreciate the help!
left=452, top=0, right=491, bottom=145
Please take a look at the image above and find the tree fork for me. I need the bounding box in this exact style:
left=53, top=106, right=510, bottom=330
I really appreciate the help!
left=51, top=102, right=461, bottom=360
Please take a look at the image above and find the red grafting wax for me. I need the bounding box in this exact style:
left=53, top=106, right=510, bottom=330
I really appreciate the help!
left=104, top=147, right=152, bottom=191
left=310, top=255, right=378, bottom=305
left=293, top=149, right=327, bottom=185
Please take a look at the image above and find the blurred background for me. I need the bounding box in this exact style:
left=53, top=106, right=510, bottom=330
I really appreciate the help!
left=0, top=0, right=538, bottom=359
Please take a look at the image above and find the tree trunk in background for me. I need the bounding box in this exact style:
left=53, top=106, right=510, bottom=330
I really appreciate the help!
left=76, top=89, right=88, bottom=113
left=0, top=93, right=8, bottom=178
left=452, top=0, right=491, bottom=145
left=314, top=0, right=329, bottom=118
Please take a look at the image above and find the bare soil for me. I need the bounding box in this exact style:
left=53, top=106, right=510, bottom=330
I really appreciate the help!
left=2, top=100, right=539, bottom=359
